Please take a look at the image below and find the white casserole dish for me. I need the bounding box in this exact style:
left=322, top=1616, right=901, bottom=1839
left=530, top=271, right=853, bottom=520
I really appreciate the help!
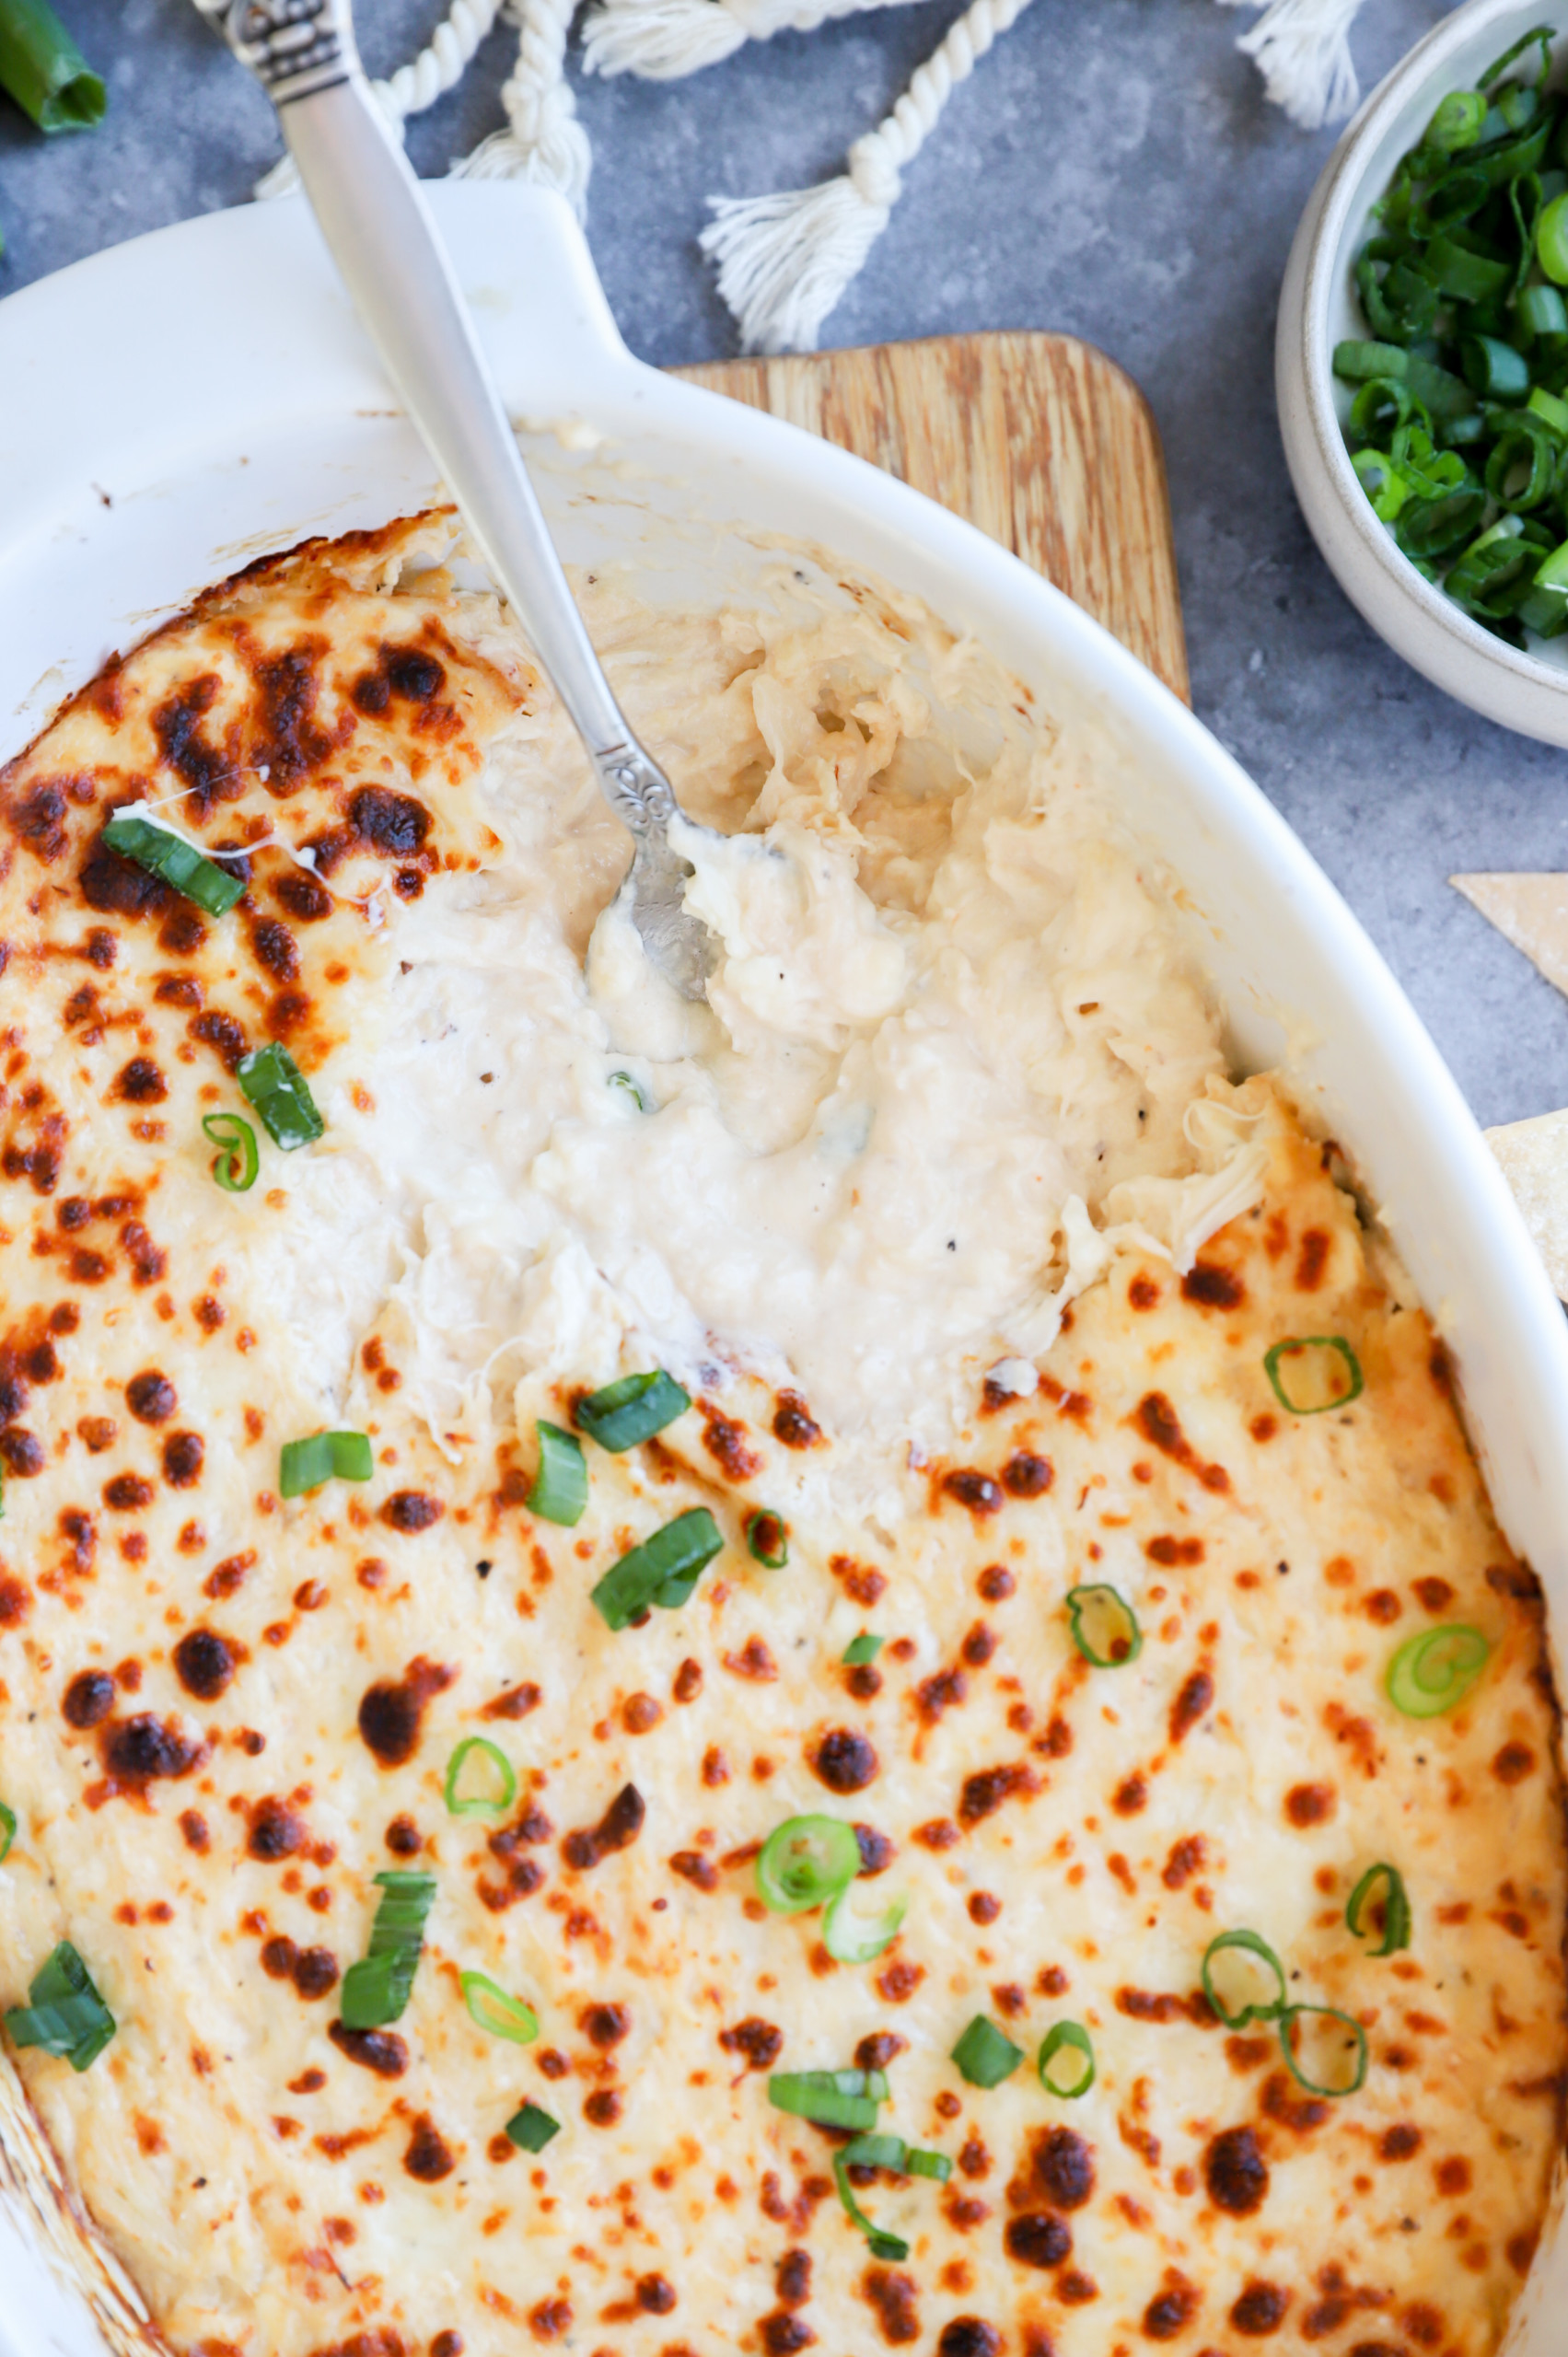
left=1, top=182, right=1565, bottom=2356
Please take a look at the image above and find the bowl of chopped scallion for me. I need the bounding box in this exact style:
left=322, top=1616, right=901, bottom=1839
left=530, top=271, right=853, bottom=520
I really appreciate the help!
left=1279, top=1, right=1568, bottom=744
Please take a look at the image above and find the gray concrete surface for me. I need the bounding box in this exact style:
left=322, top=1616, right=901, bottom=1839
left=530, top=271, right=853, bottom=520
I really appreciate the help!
left=2, top=0, right=1564, bottom=1126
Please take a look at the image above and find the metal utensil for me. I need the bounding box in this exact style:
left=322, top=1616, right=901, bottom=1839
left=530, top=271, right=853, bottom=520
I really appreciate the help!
left=202, top=0, right=714, bottom=997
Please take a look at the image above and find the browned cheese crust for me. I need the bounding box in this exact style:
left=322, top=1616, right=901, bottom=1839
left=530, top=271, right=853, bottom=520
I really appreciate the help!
left=0, top=520, right=1561, bottom=2357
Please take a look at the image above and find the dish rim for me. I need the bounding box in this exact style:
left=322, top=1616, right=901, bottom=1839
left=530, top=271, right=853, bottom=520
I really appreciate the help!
left=1, top=179, right=1566, bottom=2356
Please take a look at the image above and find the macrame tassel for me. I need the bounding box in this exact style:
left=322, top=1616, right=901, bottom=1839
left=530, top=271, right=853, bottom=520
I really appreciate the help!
left=253, top=0, right=506, bottom=199
left=582, top=0, right=910, bottom=84
left=702, top=0, right=1032, bottom=354
left=452, top=0, right=592, bottom=217
left=1217, top=0, right=1366, bottom=132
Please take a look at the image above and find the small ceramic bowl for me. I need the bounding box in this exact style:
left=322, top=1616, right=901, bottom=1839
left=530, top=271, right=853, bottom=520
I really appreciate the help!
left=1277, top=0, right=1568, bottom=745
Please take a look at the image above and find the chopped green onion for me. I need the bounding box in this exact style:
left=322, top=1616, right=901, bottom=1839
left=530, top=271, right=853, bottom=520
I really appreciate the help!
left=842, top=1633, right=884, bottom=1666
left=1201, top=1930, right=1288, bottom=2029
left=102, top=812, right=244, bottom=916
left=756, top=1815, right=861, bottom=1915
left=1346, top=1863, right=1412, bottom=1958
left=1353, top=447, right=1411, bottom=524
left=575, top=1369, right=691, bottom=1452
left=1278, top=2003, right=1369, bottom=2098
left=0, top=1802, right=13, bottom=1863
left=1425, top=88, right=1488, bottom=152
left=1064, top=1584, right=1142, bottom=1668
left=444, top=1737, right=517, bottom=1821
left=460, top=1970, right=539, bottom=2044
left=1426, top=232, right=1512, bottom=302
left=1385, top=1624, right=1490, bottom=1718
left=1461, top=333, right=1532, bottom=402
left=1263, top=1336, right=1364, bottom=1415
left=770, top=2070, right=884, bottom=2131
left=202, top=1110, right=260, bottom=1192
left=280, top=1429, right=373, bottom=1499
left=745, top=1509, right=789, bottom=1569
left=4, top=1940, right=114, bottom=2072
left=834, top=2138, right=910, bottom=2261
left=339, top=1871, right=436, bottom=2029
left=1333, top=339, right=1411, bottom=383
left=951, top=2014, right=1024, bottom=2088
left=527, top=1421, right=587, bottom=1527
left=822, top=1883, right=908, bottom=1965
left=609, top=1070, right=649, bottom=1110
left=831, top=2133, right=949, bottom=2257
left=238, top=1041, right=324, bottom=1151
left=590, top=1506, right=722, bottom=1630
left=0, top=0, right=105, bottom=131
left=1348, top=374, right=1421, bottom=445
left=505, top=2100, right=560, bottom=2153
left=1486, top=419, right=1560, bottom=510
left=1481, top=25, right=1555, bottom=95
left=1521, top=286, right=1568, bottom=343
left=1528, top=381, right=1568, bottom=434
left=1038, top=2021, right=1096, bottom=2099
left=1539, top=189, right=1568, bottom=282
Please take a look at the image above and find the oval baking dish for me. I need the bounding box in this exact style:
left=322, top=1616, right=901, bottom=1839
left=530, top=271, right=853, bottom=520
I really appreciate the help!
left=0, top=185, right=1564, bottom=2353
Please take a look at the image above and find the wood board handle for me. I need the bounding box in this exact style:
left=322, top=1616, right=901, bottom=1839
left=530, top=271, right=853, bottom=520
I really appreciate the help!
left=675, top=331, right=1190, bottom=706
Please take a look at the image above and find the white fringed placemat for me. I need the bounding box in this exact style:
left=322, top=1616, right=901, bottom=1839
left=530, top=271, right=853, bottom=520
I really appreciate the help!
left=237, top=0, right=1374, bottom=352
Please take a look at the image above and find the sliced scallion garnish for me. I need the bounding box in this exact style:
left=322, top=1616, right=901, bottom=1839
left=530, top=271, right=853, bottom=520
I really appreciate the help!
left=842, top=1633, right=884, bottom=1666
left=609, top=1070, right=649, bottom=1111
left=756, top=1815, right=861, bottom=1915
left=1346, top=1863, right=1412, bottom=1956
left=339, top=1871, right=436, bottom=2029
left=831, top=2134, right=949, bottom=2260
left=1038, top=2021, right=1096, bottom=2098
left=0, top=0, right=106, bottom=133
left=0, top=1802, right=13, bottom=1863
left=1263, top=1335, right=1364, bottom=1415
left=102, top=812, right=245, bottom=916
left=769, top=2068, right=885, bottom=2131
left=280, top=1429, right=373, bottom=1500
left=822, top=1882, right=907, bottom=1965
left=505, top=2100, right=560, bottom=2153
left=590, top=1506, right=722, bottom=1630
left=460, top=1970, right=539, bottom=2044
left=951, top=2014, right=1023, bottom=2088
left=202, top=1110, right=260, bottom=1192
left=1278, top=2003, right=1369, bottom=2097
left=745, top=1509, right=789, bottom=1569
left=527, top=1421, right=587, bottom=1527
left=1065, top=1583, right=1142, bottom=1667
left=575, top=1369, right=691, bottom=1453
left=1201, top=1929, right=1288, bottom=2028
left=4, top=1940, right=114, bottom=2072
left=1385, top=1624, right=1490, bottom=1718
left=444, top=1737, right=517, bottom=1821
left=238, top=1040, right=324, bottom=1151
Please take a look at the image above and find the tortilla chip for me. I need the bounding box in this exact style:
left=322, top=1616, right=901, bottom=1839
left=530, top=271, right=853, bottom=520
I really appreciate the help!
left=1486, top=1109, right=1568, bottom=1301
left=1452, top=873, right=1568, bottom=998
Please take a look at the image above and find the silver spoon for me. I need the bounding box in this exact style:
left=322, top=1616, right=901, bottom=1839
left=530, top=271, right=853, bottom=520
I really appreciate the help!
left=203, top=0, right=714, bottom=999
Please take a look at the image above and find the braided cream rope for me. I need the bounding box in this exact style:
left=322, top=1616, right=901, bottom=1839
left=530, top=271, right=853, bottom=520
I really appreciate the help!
left=700, top=0, right=1032, bottom=354
left=452, top=0, right=591, bottom=215
left=1218, top=0, right=1365, bottom=132
left=582, top=0, right=912, bottom=84
left=229, top=0, right=1368, bottom=350
left=255, top=0, right=505, bottom=197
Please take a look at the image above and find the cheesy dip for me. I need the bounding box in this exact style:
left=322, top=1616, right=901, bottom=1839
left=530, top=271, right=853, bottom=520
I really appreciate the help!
left=0, top=514, right=1562, bottom=2357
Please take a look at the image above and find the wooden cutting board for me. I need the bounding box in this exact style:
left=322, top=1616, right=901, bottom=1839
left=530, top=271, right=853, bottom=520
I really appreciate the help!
left=675, top=331, right=1189, bottom=704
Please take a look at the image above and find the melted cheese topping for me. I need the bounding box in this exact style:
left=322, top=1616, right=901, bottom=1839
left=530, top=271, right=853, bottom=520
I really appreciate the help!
left=0, top=517, right=1562, bottom=2357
